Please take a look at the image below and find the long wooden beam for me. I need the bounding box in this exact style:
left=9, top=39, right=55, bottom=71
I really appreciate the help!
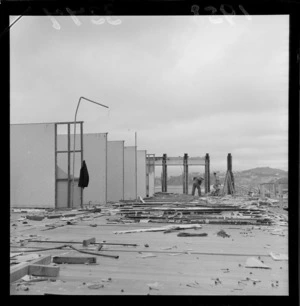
left=154, top=156, right=205, bottom=166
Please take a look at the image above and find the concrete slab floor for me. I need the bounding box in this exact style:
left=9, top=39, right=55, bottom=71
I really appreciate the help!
left=10, top=206, right=288, bottom=295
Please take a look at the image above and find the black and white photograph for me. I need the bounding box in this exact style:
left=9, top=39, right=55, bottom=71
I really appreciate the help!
left=7, top=2, right=295, bottom=297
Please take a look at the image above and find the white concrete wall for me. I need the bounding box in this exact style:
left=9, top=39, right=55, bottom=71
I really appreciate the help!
left=148, top=171, right=155, bottom=197
left=146, top=154, right=155, bottom=197
left=57, top=133, right=107, bottom=205
left=124, top=146, right=137, bottom=200
left=137, top=150, right=147, bottom=198
left=107, top=141, right=124, bottom=202
left=83, top=133, right=107, bottom=205
left=10, top=123, right=55, bottom=208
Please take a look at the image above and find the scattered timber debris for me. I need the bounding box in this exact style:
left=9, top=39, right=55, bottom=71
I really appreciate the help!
left=113, top=224, right=202, bottom=234
left=186, top=281, right=201, bottom=288
left=110, top=193, right=279, bottom=226
left=53, top=256, right=97, bottom=264
left=212, top=278, right=222, bottom=285
left=87, top=283, right=104, bottom=289
left=138, top=253, right=157, bottom=258
left=245, top=257, right=271, bottom=269
left=147, top=282, right=161, bottom=290
left=26, top=215, right=45, bottom=221
left=269, top=252, right=288, bottom=261
left=217, top=230, right=231, bottom=238
left=177, top=232, right=208, bottom=237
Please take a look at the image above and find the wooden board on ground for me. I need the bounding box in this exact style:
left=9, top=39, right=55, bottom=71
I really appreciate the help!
left=10, top=255, right=52, bottom=283
left=28, top=264, right=60, bottom=277
left=52, top=256, right=97, bottom=264
left=83, top=237, right=96, bottom=247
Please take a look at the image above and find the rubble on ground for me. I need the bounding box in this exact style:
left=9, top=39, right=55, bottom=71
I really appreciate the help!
left=108, top=193, right=287, bottom=226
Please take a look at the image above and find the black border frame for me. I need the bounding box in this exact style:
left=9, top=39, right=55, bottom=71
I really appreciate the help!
left=3, top=0, right=299, bottom=304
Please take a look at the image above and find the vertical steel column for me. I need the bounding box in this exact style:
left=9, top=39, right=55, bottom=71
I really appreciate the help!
left=227, top=153, right=233, bottom=194
left=67, top=123, right=71, bottom=208
left=162, top=154, right=167, bottom=192
left=205, top=153, right=210, bottom=193
left=161, top=170, right=164, bottom=192
left=80, top=122, right=83, bottom=207
left=183, top=153, right=188, bottom=194
left=146, top=155, right=149, bottom=197
left=183, top=155, right=186, bottom=194
left=54, top=124, right=57, bottom=209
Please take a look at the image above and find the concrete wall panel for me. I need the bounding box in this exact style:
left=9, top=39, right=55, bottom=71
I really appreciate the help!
left=57, top=133, right=107, bottom=205
left=146, top=154, right=155, bottom=197
left=10, top=123, right=55, bottom=208
left=107, top=141, right=124, bottom=202
left=137, top=150, right=146, bottom=198
left=83, top=133, right=107, bottom=205
left=124, top=146, right=137, bottom=200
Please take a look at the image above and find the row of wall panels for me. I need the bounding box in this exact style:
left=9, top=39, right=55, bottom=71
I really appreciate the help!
left=10, top=123, right=154, bottom=208
left=107, top=141, right=124, bottom=202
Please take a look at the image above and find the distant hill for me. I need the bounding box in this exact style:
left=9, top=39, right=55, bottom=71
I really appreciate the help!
left=155, top=167, right=288, bottom=189
left=236, top=167, right=287, bottom=177
left=231, top=167, right=288, bottom=189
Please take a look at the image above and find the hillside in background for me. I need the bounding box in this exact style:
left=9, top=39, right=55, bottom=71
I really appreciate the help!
left=155, top=167, right=288, bottom=190
left=233, top=167, right=288, bottom=189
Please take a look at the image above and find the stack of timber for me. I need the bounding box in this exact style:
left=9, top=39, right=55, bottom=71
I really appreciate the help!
left=110, top=194, right=276, bottom=226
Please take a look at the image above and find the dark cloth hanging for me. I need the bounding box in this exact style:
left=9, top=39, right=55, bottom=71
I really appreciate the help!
left=78, top=160, right=89, bottom=189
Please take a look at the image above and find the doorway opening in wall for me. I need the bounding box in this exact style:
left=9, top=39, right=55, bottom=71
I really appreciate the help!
left=55, top=121, right=83, bottom=209
left=154, top=165, right=162, bottom=194
left=167, top=166, right=185, bottom=194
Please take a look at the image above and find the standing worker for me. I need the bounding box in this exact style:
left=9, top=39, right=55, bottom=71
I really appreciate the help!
left=192, top=176, right=203, bottom=197
left=212, top=172, right=220, bottom=195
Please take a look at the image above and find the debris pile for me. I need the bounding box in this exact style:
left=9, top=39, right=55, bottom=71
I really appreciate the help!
left=109, top=193, right=283, bottom=226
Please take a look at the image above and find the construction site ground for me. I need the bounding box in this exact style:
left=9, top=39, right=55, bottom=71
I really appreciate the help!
left=10, top=193, right=288, bottom=295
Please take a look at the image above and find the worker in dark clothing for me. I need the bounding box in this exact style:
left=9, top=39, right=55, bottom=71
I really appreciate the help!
left=192, top=176, right=203, bottom=196
left=212, top=172, right=220, bottom=195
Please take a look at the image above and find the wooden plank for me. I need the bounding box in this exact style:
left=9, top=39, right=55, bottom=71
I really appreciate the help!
left=10, top=255, right=52, bottom=283
left=10, top=262, right=29, bottom=283
left=26, top=215, right=45, bottom=221
left=28, top=264, right=60, bottom=277
left=47, top=214, right=62, bottom=219
left=82, top=237, right=96, bottom=247
left=52, top=256, right=97, bottom=264
left=31, top=255, right=52, bottom=265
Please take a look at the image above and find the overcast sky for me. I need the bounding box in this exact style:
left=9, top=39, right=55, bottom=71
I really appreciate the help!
left=10, top=15, right=289, bottom=173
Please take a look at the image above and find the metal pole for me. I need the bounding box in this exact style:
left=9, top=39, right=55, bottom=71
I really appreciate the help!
left=135, top=132, right=137, bottom=201
left=71, top=97, right=109, bottom=208
left=71, top=98, right=81, bottom=208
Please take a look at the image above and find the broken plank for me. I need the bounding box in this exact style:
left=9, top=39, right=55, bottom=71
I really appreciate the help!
left=245, top=257, right=271, bottom=269
left=26, top=215, right=45, bottom=221
left=10, top=255, right=51, bottom=283
left=52, top=256, right=96, bottom=264
left=177, top=232, right=208, bottom=237
left=28, top=264, right=59, bottom=277
left=113, top=224, right=202, bottom=234
left=47, top=214, right=62, bottom=219
left=10, top=262, right=29, bottom=283
left=83, top=237, right=96, bottom=247
left=31, top=255, right=52, bottom=265
left=28, top=240, right=137, bottom=246
left=269, top=252, right=288, bottom=261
